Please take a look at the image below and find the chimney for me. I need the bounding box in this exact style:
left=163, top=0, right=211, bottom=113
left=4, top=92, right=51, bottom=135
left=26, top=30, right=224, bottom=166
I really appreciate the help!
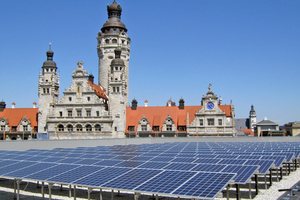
left=167, top=99, right=172, bottom=107
left=33, top=102, right=37, bottom=108
left=131, top=99, right=138, bottom=110
left=0, top=101, right=6, bottom=112
left=179, top=98, right=185, bottom=109
left=144, top=100, right=148, bottom=107
left=88, top=73, right=94, bottom=84
left=11, top=102, right=15, bottom=108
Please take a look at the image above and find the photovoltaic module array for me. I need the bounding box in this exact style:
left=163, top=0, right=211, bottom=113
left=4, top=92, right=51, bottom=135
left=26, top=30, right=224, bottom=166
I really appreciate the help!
left=0, top=142, right=299, bottom=199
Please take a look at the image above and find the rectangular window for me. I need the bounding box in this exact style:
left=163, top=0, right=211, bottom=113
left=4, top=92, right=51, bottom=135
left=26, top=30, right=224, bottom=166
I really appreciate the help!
left=115, top=127, right=117, bottom=131
left=34, top=126, right=38, bottom=132
left=117, top=87, right=120, bottom=92
left=153, top=126, right=159, bottom=132
left=218, top=119, right=222, bottom=126
left=113, top=87, right=116, bottom=93
left=23, top=126, right=28, bottom=131
left=207, top=119, right=214, bottom=126
left=166, top=125, right=172, bottom=131
left=77, top=110, right=82, bottom=117
left=141, top=125, right=147, bottom=131
left=178, top=126, right=186, bottom=131
left=0, top=125, right=5, bottom=131
left=47, top=88, right=50, bottom=93
left=86, top=110, right=91, bottom=117
left=12, top=126, right=17, bottom=132
left=128, top=126, right=135, bottom=132
left=199, top=119, right=203, bottom=126
left=96, top=111, right=100, bottom=116
left=68, top=110, right=72, bottom=117
left=59, top=111, right=63, bottom=117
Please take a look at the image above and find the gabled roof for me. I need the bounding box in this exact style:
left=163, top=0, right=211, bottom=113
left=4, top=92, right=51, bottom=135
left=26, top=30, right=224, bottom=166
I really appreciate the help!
left=126, top=104, right=232, bottom=131
left=257, top=119, right=278, bottom=126
left=87, top=80, right=109, bottom=100
left=0, top=108, right=38, bottom=130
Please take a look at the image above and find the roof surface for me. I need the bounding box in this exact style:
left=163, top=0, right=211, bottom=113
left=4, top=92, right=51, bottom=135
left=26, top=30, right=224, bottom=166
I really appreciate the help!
left=0, top=108, right=38, bottom=131
left=126, top=104, right=232, bottom=131
left=87, top=80, right=108, bottom=100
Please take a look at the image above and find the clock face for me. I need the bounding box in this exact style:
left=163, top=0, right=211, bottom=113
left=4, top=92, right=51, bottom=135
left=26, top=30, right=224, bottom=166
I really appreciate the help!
left=207, top=102, right=214, bottom=110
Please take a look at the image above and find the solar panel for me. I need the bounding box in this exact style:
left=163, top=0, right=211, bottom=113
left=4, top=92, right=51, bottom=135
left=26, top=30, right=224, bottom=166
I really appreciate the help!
left=47, top=165, right=104, bottom=184
left=222, top=165, right=259, bottom=184
left=102, top=168, right=162, bottom=190
left=135, top=170, right=196, bottom=194
left=171, top=172, right=235, bottom=199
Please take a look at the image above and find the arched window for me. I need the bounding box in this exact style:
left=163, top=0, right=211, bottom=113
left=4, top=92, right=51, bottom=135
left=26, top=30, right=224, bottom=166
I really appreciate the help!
left=95, top=124, right=101, bottom=131
left=76, top=124, right=83, bottom=132
left=105, top=39, right=109, bottom=44
left=67, top=124, right=73, bottom=132
left=86, top=124, right=92, bottom=132
left=112, top=39, right=117, bottom=44
left=58, top=124, right=64, bottom=132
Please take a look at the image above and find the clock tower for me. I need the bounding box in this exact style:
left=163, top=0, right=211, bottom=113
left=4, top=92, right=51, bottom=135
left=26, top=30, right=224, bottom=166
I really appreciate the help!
left=96, top=0, right=130, bottom=102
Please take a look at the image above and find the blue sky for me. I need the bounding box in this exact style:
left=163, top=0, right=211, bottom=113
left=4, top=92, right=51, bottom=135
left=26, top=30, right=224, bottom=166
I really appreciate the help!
left=1, top=0, right=299, bottom=125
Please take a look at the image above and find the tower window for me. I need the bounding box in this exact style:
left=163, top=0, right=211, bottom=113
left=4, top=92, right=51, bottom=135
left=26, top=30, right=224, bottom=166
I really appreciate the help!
left=87, top=97, right=90, bottom=102
left=77, top=86, right=82, bottom=94
left=86, top=110, right=91, bottom=117
left=59, top=111, right=63, bottom=117
left=96, top=111, right=100, bottom=116
left=105, top=39, right=109, bottom=44
left=47, top=88, right=50, bottom=93
left=69, top=97, right=72, bottom=102
left=207, top=119, right=214, bottom=126
left=199, top=119, right=203, bottom=126
left=68, top=110, right=72, bottom=117
left=116, top=87, right=120, bottom=92
left=115, top=67, right=118, bottom=70
left=113, top=87, right=116, bottom=93
left=112, top=39, right=117, bottom=44
left=43, top=88, right=46, bottom=94
left=218, top=119, right=222, bottom=126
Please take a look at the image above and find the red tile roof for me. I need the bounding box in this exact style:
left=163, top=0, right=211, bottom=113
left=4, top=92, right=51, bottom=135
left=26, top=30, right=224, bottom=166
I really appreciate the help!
left=126, top=104, right=232, bottom=132
left=242, top=129, right=254, bottom=136
left=0, top=108, right=38, bottom=132
left=87, top=80, right=108, bottom=100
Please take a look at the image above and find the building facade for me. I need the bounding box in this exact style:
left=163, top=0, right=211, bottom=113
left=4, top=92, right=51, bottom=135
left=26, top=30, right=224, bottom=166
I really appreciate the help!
left=38, top=1, right=129, bottom=138
left=126, top=85, right=236, bottom=137
left=0, top=101, right=38, bottom=140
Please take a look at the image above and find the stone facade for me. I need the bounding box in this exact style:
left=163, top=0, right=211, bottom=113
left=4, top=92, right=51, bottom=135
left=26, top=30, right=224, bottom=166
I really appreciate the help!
left=285, top=121, right=300, bottom=136
left=38, top=47, right=59, bottom=133
left=38, top=1, right=129, bottom=138
left=45, top=62, right=113, bottom=139
left=187, top=85, right=236, bottom=136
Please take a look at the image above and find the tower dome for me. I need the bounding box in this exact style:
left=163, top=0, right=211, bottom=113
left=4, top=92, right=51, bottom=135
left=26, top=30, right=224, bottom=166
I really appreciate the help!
left=101, top=1, right=127, bottom=33
left=42, top=44, right=57, bottom=74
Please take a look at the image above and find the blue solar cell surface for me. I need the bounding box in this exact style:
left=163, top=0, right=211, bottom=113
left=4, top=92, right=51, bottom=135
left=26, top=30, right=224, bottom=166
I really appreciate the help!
left=1, top=141, right=299, bottom=199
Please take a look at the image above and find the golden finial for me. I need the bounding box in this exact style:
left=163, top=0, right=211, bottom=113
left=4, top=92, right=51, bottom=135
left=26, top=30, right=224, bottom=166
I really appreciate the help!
left=49, top=42, right=52, bottom=50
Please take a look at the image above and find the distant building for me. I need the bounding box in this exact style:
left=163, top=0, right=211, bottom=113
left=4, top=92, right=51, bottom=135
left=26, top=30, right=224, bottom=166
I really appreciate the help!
left=285, top=121, right=300, bottom=136
left=0, top=101, right=38, bottom=140
left=234, top=105, right=257, bottom=136
left=255, top=117, right=283, bottom=136
left=126, top=85, right=236, bottom=137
